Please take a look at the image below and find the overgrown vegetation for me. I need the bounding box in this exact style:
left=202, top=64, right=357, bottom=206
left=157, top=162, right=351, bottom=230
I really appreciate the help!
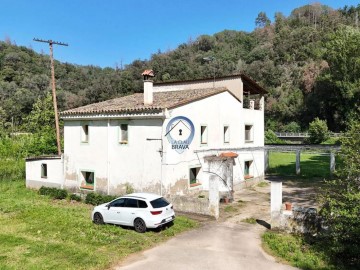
left=319, top=120, right=360, bottom=267
left=242, top=217, right=257, bottom=224
left=0, top=180, right=198, bottom=269
left=39, top=186, right=68, bottom=200
left=85, top=192, right=117, bottom=206
left=262, top=232, right=333, bottom=270
left=1, top=3, right=360, bottom=136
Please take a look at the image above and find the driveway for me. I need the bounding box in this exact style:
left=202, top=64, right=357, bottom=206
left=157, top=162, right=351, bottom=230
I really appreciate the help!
left=115, top=179, right=309, bottom=270
left=116, top=220, right=297, bottom=270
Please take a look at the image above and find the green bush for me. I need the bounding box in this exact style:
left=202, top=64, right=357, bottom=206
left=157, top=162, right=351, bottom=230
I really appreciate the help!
left=38, top=186, right=68, bottom=200
left=85, top=192, right=117, bottom=206
left=265, top=130, right=284, bottom=144
left=282, top=121, right=301, bottom=132
left=307, top=118, right=330, bottom=144
left=0, top=158, right=25, bottom=180
left=69, top=194, right=82, bottom=202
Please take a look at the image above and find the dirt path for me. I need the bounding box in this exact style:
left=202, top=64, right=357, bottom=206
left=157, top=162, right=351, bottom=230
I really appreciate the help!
left=115, top=178, right=318, bottom=270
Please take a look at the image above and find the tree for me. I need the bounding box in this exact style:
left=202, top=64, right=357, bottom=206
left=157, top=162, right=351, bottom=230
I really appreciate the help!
left=255, top=12, right=271, bottom=28
left=308, top=117, right=329, bottom=143
left=320, top=120, right=360, bottom=267
left=311, top=26, right=360, bottom=130
left=24, top=93, right=55, bottom=133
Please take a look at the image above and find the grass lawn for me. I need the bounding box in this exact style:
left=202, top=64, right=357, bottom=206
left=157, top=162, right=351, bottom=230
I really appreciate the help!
left=0, top=180, right=198, bottom=270
left=268, top=152, right=330, bottom=178
left=262, top=231, right=336, bottom=270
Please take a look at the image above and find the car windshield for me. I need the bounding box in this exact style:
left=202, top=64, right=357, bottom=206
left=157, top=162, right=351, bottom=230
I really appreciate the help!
left=150, top=197, right=170, bottom=208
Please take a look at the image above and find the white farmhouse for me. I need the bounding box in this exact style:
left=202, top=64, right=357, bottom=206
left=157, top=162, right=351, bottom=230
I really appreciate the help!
left=26, top=71, right=266, bottom=203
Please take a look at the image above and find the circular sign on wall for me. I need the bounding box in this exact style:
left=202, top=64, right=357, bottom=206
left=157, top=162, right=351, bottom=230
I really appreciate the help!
left=165, top=116, right=195, bottom=154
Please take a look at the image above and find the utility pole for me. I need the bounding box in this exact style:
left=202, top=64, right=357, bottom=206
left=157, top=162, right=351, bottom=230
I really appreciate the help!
left=33, top=38, right=68, bottom=156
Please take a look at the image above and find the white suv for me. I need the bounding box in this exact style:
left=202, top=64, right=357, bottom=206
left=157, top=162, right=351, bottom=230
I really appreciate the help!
left=91, top=193, right=175, bottom=233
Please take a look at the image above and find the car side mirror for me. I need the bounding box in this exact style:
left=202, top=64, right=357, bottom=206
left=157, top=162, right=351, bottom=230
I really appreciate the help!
left=107, top=204, right=111, bottom=209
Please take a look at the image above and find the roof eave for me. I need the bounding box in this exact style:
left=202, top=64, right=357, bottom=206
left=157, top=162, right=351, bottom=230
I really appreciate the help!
left=60, top=110, right=166, bottom=120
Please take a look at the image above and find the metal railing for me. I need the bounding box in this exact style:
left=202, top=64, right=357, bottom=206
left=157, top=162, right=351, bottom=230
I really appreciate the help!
left=275, top=132, right=340, bottom=138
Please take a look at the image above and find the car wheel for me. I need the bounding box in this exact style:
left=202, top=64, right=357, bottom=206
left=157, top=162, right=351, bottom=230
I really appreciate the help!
left=134, top=218, right=146, bottom=233
left=93, top=212, right=104, bottom=225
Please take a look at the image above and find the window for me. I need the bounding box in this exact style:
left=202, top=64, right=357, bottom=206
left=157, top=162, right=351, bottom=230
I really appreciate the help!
left=138, top=200, right=148, bottom=208
left=80, top=171, right=94, bottom=190
left=110, top=198, right=125, bottom=207
left=41, top=163, right=47, bottom=178
left=150, top=197, right=170, bottom=208
left=245, top=125, right=253, bottom=142
left=244, top=161, right=253, bottom=179
left=81, top=124, right=89, bottom=143
left=200, top=125, right=207, bottom=144
left=119, top=124, right=128, bottom=144
left=189, top=167, right=201, bottom=186
left=125, top=198, right=138, bottom=208
left=224, top=126, right=230, bottom=143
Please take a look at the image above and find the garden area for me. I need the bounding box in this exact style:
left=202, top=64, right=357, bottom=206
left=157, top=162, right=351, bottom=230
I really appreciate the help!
left=0, top=159, right=197, bottom=270
left=267, top=151, right=332, bottom=179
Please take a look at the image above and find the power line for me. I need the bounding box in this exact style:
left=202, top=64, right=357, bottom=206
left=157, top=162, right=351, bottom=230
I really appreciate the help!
left=33, top=38, right=69, bottom=156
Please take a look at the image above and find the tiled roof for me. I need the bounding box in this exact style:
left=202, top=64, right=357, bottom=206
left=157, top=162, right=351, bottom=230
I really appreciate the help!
left=154, top=73, right=267, bottom=94
left=61, top=87, right=229, bottom=116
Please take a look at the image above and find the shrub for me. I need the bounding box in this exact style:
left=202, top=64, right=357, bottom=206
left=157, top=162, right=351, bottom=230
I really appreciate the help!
left=38, top=186, right=68, bottom=200
left=85, top=192, right=117, bottom=206
left=282, top=121, right=301, bottom=132
left=307, top=118, right=329, bottom=144
left=69, top=193, right=82, bottom=202
left=265, top=130, right=284, bottom=144
left=0, top=158, right=25, bottom=180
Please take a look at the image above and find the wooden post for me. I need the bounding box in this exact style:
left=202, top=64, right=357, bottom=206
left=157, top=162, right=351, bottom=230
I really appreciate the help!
left=33, top=38, right=68, bottom=156
left=49, top=42, right=62, bottom=155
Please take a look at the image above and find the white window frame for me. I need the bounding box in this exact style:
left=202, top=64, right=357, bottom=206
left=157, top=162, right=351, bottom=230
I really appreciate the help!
left=244, top=160, right=253, bottom=179
left=223, top=125, right=230, bottom=144
left=41, top=163, right=47, bottom=178
left=245, top=124, right=253, bottom=143
left=119, top=123, right=129, bottom=144
left=189, top=166, right=201, bottom=186
left=81, top=124, right=89, bottom=143
left=200, top=125, right=208, bottom=145
left=80, top=170, right=95, bottom=190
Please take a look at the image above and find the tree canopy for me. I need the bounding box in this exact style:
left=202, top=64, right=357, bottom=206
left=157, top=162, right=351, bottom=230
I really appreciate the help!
left=1, top=3, right=360, bottom=134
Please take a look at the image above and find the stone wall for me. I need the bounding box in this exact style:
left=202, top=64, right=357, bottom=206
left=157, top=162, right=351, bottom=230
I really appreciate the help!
left=169, top=195, right=211, bottom=216
left=280, top=207, right=322, bottom=234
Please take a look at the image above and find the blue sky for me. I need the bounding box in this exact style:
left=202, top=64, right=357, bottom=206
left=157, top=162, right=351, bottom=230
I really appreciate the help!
left=1, top=0, right=359, bottom=68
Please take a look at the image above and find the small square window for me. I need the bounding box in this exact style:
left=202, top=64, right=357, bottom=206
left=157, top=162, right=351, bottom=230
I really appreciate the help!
left=189, top=167, right=201, bottom=186
left=224, top=126, right=230, bottom=143
left=41, top=164, right=47, bottom=178
left=200, top=125, right=207, bottom=144
left=245, top=125, right=253, bottom=142
left=81, top=125, right=89, bottom=143
left=120, top=124, right=128, bottom=144
left=80, top=171, right=94, bottom=190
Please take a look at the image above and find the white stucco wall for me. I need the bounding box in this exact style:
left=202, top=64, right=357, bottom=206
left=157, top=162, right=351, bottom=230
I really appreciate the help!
left=160, top=91, right=264, bottom=194
left=26, top=157, right=63, bottom=189
left=63, top=117, right=163, bottom=195
left=154, top=76, right=244, bottom=102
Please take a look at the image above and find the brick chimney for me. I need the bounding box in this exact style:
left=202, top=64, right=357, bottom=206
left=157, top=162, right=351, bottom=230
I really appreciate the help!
left=142, top=69, right=154, bottom=105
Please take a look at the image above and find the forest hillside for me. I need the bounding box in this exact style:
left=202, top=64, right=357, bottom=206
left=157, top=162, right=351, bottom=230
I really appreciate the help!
left=1, top=3, right=360, bottom=133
